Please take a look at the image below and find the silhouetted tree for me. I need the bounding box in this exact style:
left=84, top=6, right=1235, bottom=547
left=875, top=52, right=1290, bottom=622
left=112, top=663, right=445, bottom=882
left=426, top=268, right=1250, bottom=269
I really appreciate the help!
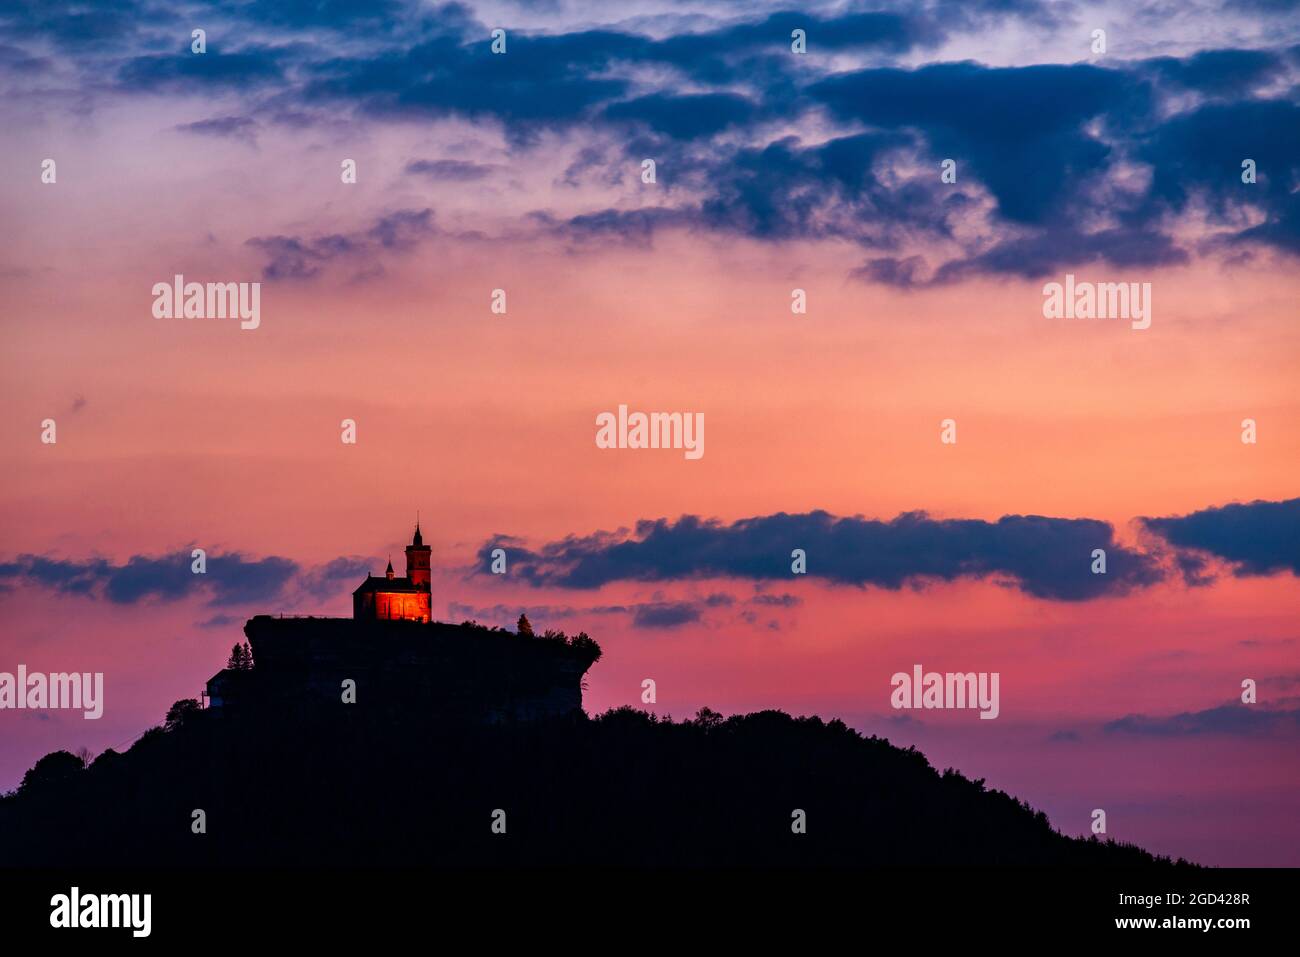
left=516, top=614, right=534, bottom=637
left=134, top=726, right=166, bottom=747
left=692, top=706, right=724, bottom=729
left=227, top=642, right=253, bottom=670
left=568, top=632, right=601, bottom=662
left=164, top=698, right=202, bottom=732
left=17, top=751, right=84, bottom=794
left=89, top=749, right=121, bottom=772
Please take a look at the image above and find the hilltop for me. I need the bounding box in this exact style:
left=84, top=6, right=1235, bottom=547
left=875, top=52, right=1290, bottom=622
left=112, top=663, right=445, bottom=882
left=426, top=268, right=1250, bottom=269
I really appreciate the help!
left=0, top=698, right=1188, bottom=868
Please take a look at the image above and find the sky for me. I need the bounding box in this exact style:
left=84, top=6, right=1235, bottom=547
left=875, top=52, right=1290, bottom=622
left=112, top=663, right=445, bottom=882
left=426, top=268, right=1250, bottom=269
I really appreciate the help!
left=1, top=0, right=1298, bottom=866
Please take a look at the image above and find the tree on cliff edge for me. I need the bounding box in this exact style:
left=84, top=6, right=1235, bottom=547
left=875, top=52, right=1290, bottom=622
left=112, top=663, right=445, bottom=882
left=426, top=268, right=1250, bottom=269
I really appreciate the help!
left=227, top=642, right=253, bottom=670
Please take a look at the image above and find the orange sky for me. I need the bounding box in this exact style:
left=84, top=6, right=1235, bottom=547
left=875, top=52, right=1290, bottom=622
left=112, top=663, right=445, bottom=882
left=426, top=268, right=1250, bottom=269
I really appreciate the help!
left=2, top=29, right=1298, bottom=866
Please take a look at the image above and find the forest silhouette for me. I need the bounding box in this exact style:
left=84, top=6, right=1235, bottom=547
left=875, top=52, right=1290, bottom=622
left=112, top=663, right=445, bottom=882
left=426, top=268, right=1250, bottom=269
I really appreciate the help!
left=0, top=686, right=1191, bottom=868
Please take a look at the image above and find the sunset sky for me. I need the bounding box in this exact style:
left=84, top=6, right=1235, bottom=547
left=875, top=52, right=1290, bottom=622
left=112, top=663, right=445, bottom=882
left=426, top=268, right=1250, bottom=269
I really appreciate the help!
left=2, top=0, right=1298, bottom=866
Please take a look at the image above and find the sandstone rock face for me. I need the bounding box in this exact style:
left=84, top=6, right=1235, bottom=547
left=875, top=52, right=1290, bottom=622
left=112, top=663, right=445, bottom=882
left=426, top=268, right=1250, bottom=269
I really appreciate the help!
left=206, top=616, right=600, bottom=724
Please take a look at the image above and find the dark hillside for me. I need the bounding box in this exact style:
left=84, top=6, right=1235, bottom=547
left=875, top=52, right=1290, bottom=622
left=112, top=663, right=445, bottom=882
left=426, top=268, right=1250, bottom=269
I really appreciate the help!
left=0, top=703, right=1188, bottom=868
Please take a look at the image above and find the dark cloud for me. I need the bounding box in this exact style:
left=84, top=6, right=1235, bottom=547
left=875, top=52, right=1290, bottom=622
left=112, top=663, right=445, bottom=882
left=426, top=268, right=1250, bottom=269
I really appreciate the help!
left=299, top=32, right=631, bottom=145
left=924, top=225, right=1189, bottom=283
left=480, top=509, right=1162, bottom=601
left=0, top=551, right=295, bottom=606
left=855, top=255, right=928, bottom=287
left=548, top=129, right=949, bottom=253
left=367, top=208, right=436, bottom=248
left=554, top=53, right=1296, bottom=282
left=557, top=144, right=621, bottom=188
left=216, top=0, right=418, bottom=30
left=245, top=234, right=359, bottom=280
left=0, top=555, right=110, bottom=597
left=0, top=41, right=51, bottom=72
left=638, top=10, right=943, bottom=88
left=405, top=158, right=494, bottom=181
left=1132, top=98, right=1300, bottom=254
left=632, top=601, right=702, bottom=629
left=1141, top=498, right=1300, bottom=579
left=603, top=92, right=759, bottom=140
left=246, top=208, right=435, bottom=280
left=570, top=52, right=1298, bottom=280
left=1105, top=704, right=1300, bottom=737
left=6, top=2, right=1298, bottom=281
left=445, top=597, right=707, bottom=631
left=1146, top=48, right=1284, bottom=96
left=861, top=226, right=1190, bottom=286
left=197, top=613, right=241, bottom=629
left=448, top=593, right=741, bottom=631
left=0, top=550, right=366, bottom=607
left=537, top=206, right=694, bottom=248
left=694, top=10, right=935, bottom=55
left=1239, top=637, right=1298, bottom=649
left=809, top=62, right=1143, bottom=224
left=175, top=115, right=258, bottom=142
left=119, top=553, right=296, bottom=606
left=447, top=601, right=629, bottom=625
left=1172, top=550, right=1217, bottom=588
left=0, top=0, right=159, bottom=48
left=698, top=131, right=928, bottom=240
left=117, top=47, right=287, bottom=92
left=78, top=6, right=937, bottom=146
left=482, top=497, right=1299, bottom=600
left=297, top=556, right=372, bottom=600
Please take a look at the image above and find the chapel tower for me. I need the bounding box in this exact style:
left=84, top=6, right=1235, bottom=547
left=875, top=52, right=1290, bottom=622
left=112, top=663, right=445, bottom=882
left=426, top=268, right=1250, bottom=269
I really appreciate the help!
left=406, top=522, right=431, bottom=590
left=351, top=523, right=432, bottom=622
